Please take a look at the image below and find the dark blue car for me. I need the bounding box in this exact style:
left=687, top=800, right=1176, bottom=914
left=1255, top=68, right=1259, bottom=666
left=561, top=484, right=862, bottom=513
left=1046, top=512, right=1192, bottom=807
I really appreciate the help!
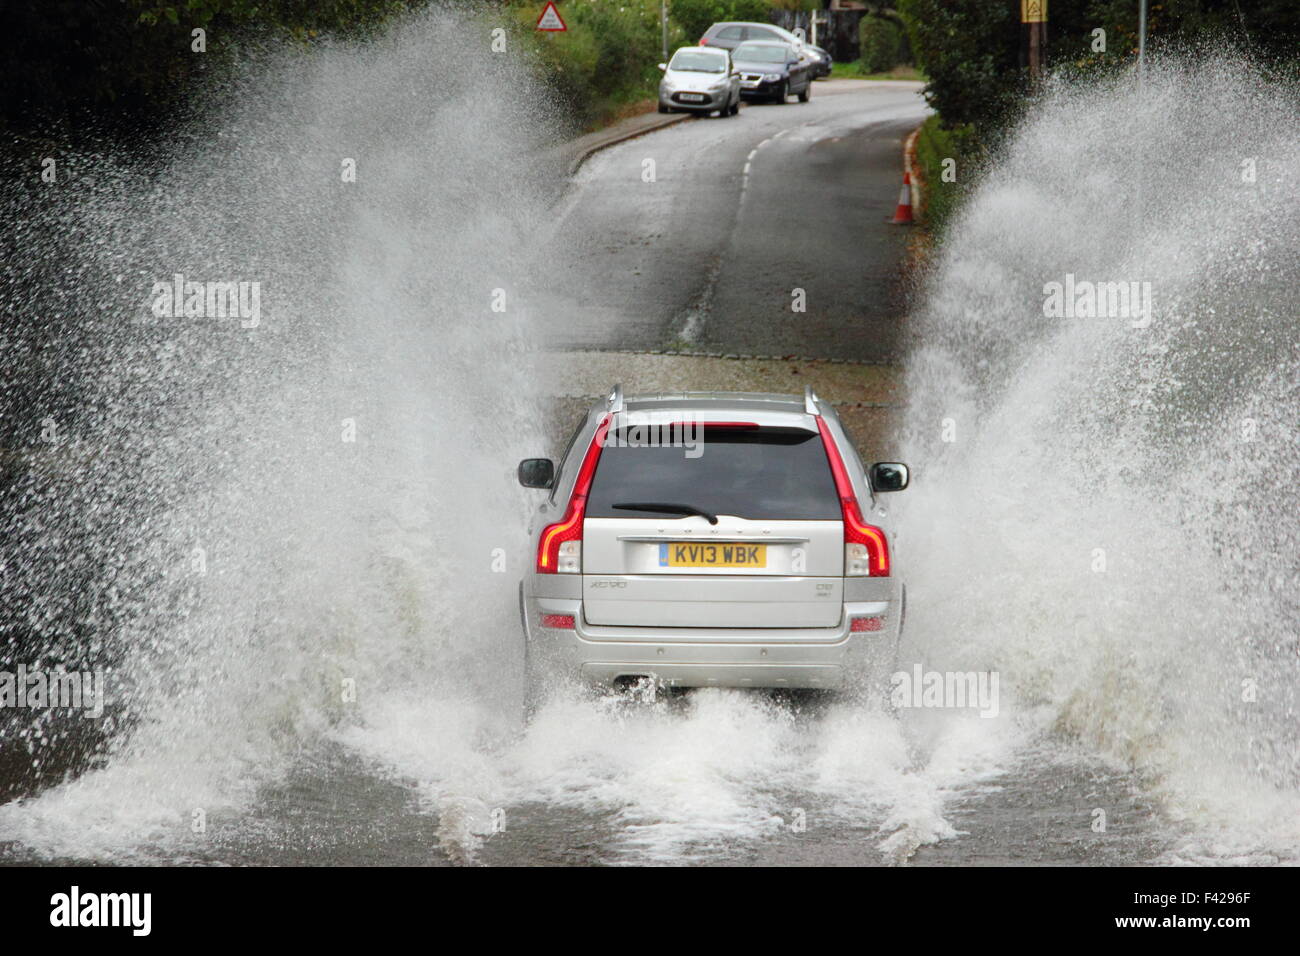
left=731, top=41, right=812, bottom=104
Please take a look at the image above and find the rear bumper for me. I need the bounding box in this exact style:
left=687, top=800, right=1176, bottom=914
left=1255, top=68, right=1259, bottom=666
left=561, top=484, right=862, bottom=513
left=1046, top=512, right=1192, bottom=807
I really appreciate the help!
left=659, top=89, right=730, bottom=112
left=525, top=595, right=896, bottom=690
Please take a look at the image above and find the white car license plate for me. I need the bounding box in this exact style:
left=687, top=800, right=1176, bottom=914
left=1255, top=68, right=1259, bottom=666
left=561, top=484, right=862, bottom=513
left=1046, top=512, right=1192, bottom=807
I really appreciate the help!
left=679, top=93, right=705, bottom=102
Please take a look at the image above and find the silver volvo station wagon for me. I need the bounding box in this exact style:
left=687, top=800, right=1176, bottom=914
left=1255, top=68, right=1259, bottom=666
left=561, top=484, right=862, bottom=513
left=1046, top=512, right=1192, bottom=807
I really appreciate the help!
left=517, top=387, right=909, bottom=708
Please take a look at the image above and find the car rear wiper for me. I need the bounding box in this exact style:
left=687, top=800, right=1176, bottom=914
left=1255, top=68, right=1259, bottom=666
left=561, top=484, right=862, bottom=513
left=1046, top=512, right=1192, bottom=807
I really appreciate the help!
left=611, top=502, right=719, bottom=525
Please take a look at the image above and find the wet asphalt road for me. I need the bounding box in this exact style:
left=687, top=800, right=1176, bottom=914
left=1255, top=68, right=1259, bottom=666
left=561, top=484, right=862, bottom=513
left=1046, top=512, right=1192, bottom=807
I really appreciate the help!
left=530, top=82, right=928, bottom=362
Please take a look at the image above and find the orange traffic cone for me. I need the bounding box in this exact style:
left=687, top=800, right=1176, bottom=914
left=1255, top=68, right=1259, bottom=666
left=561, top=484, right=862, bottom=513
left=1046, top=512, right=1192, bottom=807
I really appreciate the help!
left=888, top=172, right=914, bottom=224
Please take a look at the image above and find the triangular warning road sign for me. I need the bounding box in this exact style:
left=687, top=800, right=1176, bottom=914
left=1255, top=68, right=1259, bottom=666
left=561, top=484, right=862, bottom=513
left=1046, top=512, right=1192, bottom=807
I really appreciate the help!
left=536, top=2, right=566, bottom=31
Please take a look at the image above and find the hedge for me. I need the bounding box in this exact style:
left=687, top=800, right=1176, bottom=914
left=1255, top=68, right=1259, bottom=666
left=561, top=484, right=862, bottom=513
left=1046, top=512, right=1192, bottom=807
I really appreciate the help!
left=858, top=16, right=901, bottom=75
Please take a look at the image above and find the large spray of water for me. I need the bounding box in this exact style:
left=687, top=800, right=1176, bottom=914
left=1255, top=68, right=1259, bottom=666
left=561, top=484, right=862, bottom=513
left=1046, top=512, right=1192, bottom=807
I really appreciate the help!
left=896, top=56, right=1299, bottom=863
left=1, top=8, right=553, bottom=856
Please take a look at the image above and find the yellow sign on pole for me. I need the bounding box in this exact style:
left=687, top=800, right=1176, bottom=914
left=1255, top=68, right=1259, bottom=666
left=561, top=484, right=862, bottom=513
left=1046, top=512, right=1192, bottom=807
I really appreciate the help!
left=1021, top=0, right=1047, bottom=23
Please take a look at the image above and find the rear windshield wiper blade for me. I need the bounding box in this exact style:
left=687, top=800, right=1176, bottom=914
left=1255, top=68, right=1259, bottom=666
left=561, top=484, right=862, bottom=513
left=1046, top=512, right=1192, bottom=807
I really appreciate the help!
left=611, top=502, right=719, bottom=525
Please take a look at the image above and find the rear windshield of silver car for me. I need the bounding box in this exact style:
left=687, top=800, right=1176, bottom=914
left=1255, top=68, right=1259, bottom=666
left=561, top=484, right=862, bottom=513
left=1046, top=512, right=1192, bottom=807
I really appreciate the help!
left=669, top=51, right=728, bottom=73
left=585, top=426, right=842, bottom=521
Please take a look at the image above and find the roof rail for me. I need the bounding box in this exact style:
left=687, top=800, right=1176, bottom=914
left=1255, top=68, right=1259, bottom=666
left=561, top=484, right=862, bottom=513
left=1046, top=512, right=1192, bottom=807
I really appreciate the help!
left=607, top=383, right=625, bottom=414
left=804, top=385, right=820, bottom=416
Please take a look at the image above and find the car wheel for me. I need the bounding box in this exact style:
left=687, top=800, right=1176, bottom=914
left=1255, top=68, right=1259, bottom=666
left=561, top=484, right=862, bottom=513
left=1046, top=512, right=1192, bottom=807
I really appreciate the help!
left=657, top=103, right=669, bottom=114
left=798, top=81, right=810, bottom=103
left=775, top=80, right=788, bottom=103
left=730, top=97, right=740, bottom=116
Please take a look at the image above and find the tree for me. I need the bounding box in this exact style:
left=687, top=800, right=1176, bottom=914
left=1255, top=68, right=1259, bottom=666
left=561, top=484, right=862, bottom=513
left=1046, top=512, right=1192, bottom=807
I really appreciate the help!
left=897, top=0, right=1299, bottom=140
left=896, top=0, right=1022, bottom=134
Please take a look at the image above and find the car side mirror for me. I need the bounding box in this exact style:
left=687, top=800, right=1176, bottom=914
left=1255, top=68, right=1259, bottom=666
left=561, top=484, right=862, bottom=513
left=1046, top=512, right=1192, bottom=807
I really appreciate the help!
left=517, top=458, right=555, bottom=489
left=658, top=62, right=667, bottom=71
left=869, top=462, right=909, bottom=492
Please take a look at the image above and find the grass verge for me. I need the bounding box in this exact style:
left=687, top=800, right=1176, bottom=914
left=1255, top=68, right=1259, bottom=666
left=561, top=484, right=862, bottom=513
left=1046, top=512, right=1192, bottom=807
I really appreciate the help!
left=912, top=114, right=975, bottom=239
left=830, top=62, right=924, bottom=81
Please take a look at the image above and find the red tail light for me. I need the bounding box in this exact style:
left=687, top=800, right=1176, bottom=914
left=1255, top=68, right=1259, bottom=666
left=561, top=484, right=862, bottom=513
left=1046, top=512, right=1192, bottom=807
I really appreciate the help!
left=850, top=615, right=884, bottom=632
left=815, top=416, right=890, bottom=576
left=699, top=37, right=708, bottom=45
left=541, top=614, right=575, bottom=630
left=537, top=413, right=611, bottom=573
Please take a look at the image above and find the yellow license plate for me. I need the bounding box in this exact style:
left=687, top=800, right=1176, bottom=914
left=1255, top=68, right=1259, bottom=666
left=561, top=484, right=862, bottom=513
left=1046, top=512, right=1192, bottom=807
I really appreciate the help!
left=659, top=542, right=766, bottom=568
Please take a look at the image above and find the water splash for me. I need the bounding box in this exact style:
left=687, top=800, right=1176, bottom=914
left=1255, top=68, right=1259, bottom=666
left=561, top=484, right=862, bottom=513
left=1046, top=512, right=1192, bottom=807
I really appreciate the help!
left=896, top=55, right=1300, bottom=863
left=1, top=8, right=551, bottom=856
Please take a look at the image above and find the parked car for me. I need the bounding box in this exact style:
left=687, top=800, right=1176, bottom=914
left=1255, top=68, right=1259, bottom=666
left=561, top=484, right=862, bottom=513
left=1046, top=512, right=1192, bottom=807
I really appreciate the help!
left=699, top=21, right=805, bottom=54
left=657, top=46, right=740, bottom=117
left=805, top=44, right=833, bottom=79
left=700, top=22, right=830, bottom=79
left=731, top=40, right=812, bottom=103
left=517, top=386, right=909, bottom=709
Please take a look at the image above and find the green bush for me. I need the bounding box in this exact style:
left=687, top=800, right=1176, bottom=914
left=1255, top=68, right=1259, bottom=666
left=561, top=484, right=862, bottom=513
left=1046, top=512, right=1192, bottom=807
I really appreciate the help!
left=567, top=0, right=667, bottom=96
left=857, top=16, right=900, bottom=74
left=516, top=0, right=689, bottom=127
left=895, top=0, right=1021, bottom=137
left=518, top=7, right=602, bottom=119
left=728, top=0, right=778, bottom=28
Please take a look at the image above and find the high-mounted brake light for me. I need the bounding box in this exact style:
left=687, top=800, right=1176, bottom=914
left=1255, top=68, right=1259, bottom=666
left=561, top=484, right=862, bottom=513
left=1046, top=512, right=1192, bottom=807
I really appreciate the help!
left=816, top=416, right=889, bottom=577
left=666, top=421, right=760, bottom=430
left=537, top=413, right=611, bottom=574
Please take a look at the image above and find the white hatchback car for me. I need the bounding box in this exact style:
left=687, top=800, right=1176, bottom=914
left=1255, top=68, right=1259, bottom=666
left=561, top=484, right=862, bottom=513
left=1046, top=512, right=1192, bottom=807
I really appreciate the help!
left=657, top=46, right=741, bottom=117
left=517, top=387, right=909, bottom=705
